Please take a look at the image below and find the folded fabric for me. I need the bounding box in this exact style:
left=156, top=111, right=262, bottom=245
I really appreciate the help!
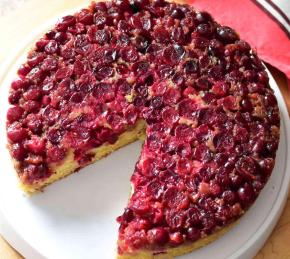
left=189, top=0, right=290, bottom=81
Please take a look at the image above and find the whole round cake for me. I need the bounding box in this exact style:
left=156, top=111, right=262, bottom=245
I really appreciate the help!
left=6, top=0, right=280, bottom=258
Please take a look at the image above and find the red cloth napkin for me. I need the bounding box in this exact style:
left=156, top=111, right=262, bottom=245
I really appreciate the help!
left=189, top=0, right=290, bottom=81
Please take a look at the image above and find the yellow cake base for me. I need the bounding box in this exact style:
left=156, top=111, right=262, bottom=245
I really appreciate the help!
left=117, top=222, right=236, bottom=259
left=19, top=120, right=146, bottom=193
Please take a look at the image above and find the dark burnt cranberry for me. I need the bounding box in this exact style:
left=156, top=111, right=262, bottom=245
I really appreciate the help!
left=186, top=227, right=201, bottom=241
left=47, top=146, right=66, bottom=163
left=11, top=143, right=27, bottom=160
left=134, top=35, right=149, bottom=52
left=169, top=232, right=184, bottom=246
left=258, top=158, right=274, bottom=176
left=237, top=183, right=255, bottom=206
left=150, top=96, right=163, bottom=108
left=26, top=136, right=46, bottom=155
left=240, top=98, right=253, bottom=112
left=70, top=92, right=84, bottom=103
left=267, top=110, right=280, bottom=125
left=184, top=60, right=198, bottom=74
left=7, top=106, right=24, bottom=123
left=147, top=227, right=168, bottom=246
left=93, top=2, right=107, bottom=12
left=47, top=129, right=63, bottom=144
left=171, top=8, right=185, bottom=19
left=195, top=11, right=212, bottom=24
left=132, top=0, right=150, bottom=9
left=217, top=26, right=239, bottom=44
left=56, top=15, right=76, bottom=31
left=257, top=71, right=269, bottom=83
left=7, top=125, right=28, bottom=143
left=264, top=93, right=277, bottom=106
left=196, top=23, right=213, bottom=37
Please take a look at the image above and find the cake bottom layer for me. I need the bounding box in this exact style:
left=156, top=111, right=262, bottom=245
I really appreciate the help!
left=117, top=222, right=236, bottom=259
left=19, top=120, right=146, bottom=193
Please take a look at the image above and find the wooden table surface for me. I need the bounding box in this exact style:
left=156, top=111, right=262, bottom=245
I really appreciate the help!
left=0, top=1, right=289, bottom=258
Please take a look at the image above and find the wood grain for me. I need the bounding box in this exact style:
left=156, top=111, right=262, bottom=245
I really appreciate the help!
left=0, top=1, right=289, bottom=258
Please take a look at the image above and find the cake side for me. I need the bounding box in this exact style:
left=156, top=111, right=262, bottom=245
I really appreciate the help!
left=117, top=222, right=236, bottom=259
left=16, top=120, right=146, bottom=193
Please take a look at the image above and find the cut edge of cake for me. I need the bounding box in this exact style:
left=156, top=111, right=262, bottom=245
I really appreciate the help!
left=13, top=120, right=146, bottom=193
left=117, top=221, right=237, bottom=259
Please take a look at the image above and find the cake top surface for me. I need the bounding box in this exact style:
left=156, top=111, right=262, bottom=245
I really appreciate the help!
left=6, top=0, right=280, bottom=254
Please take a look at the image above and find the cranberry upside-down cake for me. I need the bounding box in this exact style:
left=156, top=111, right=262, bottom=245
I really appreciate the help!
left=6, top=0, right=280, bottom=258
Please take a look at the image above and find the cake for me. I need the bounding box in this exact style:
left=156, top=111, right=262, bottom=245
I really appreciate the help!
left=6, top=0, right=280, bottom=258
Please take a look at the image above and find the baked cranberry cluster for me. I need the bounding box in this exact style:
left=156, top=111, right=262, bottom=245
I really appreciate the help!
left=6, top=0, right=279, bottom=252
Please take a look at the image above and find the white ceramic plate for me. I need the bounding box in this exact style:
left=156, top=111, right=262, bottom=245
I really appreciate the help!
left=0, top=12, right=290, bottom=259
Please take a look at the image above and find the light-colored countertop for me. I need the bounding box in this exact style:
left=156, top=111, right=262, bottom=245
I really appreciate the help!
left=0, top=1, right=289, bottom=258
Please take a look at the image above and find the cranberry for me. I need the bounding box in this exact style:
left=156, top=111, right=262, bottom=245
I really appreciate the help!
left=56, top=15, right=76, bottom=31
left=161, top=107, right=179, bottom=124
left=77, top=9, right=93, bottom=25
left=23, top=164, right=49, bottom=182
left=237, top=183, right=254, bottom=206
left=26, top=136, right=46, bottom=154
left=45, top=40, right=59, bottom=54
left=169, top=232, right=184, bottom=246
left=47, top=146, right=66, bottom=163
left=17, top=64, right=31, bottom=77
left=47, top=129, right=63, bottom=144
left=240, top=98, right=253, bottom=112
left=258, top=158, right=274, bottom=176
left=11, top=143, right=27, bottom=160
left=217, top=26, right=239, bottom=44
left=195, top=11, right=212, bottom=24
left=163, top=44, right=185, bottom=65
left=121, top=47, right=139, bottom=62
left=184, top=60, right=198, bottom=74
left=147, top=228, right=168, bottom=246
left=171, top=27, right=186, bottom=45
left=186, top=227, right=201, bottom=241
left=163, top=187, right=189, bottom=209
left=7, top=125, right=28, bottom=143
left=7, top=106, right=24, bottom=123
left=171, top=8, right=185, bottom=19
